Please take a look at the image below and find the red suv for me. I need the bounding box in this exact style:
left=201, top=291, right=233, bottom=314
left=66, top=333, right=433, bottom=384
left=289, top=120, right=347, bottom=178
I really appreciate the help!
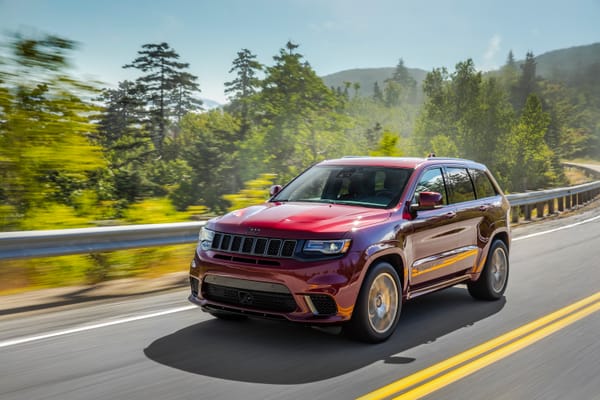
left=188, top=157, right=510, bottom=342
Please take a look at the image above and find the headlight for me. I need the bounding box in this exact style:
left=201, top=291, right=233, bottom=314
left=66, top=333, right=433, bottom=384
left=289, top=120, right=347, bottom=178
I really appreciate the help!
left=303, top=239, right=351, bottom=255
left=199, top=227, right=215, bottom=251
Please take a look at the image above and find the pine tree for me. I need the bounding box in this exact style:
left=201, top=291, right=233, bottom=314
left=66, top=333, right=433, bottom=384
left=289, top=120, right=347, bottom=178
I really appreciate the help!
left=224, top=48, right=262, bottom=139
left=257, top=41, right=343, bottom=178
left=500, top=50, right=519, bottom=92
left=385, top=58, right=417, bottom=106
left=372, top=81, right=384, bottom=103
left=124, top=42, right=201, bottom=150
left=170, top=71, right=202, bottom=123
left=391, top=58, right=416, bottom=88
left=511, top=51, right=537, bottom=113
left=96, top=80, right=155, bottom=202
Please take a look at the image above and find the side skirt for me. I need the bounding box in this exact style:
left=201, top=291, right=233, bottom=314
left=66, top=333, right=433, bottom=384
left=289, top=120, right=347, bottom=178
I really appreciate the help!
left=405, top=274, right=471, bottom=300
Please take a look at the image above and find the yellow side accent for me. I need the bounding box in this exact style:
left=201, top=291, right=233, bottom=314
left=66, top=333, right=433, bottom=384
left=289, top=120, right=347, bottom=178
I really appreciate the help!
left=412, top=249, right=478, bottom=277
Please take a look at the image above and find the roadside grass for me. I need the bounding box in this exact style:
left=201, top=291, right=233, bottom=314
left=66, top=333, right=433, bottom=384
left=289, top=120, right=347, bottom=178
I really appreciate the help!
left=0, top=244, right=196, bottom=295
left=0, top=198, right=205, bottom=295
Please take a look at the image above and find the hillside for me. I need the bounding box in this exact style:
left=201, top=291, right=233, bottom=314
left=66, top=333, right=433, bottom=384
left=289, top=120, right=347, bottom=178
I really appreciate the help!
left=321, top=67, right=428, bottom=97
left=320, top=43, right=600, bottom=98
left=534, top=42, right=600, bottom=82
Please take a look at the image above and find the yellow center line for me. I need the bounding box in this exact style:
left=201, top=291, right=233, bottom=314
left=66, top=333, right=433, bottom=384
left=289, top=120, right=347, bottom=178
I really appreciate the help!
left=357, top=290, right=600, bottom=400
left=394, top=300, right=600, bottom=400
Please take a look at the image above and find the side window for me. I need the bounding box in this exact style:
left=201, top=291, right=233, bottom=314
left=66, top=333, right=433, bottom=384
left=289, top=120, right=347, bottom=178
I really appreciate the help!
left=446, top=167, right=476, bottom=203
left=413, top=168, right=448, bottom=205
left=469, top=169, right=497, bottom=199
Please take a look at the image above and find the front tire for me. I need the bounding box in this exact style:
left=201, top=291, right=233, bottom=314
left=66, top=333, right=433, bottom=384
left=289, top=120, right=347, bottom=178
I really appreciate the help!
left=345, top=261, right=401, bottom=343
left=468, top=240, right=509, bottom=300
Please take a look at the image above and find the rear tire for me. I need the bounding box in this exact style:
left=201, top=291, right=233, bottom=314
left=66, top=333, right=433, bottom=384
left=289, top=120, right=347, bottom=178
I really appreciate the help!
left=468, top=240, right=509, bottom=300
left=344, top=261, right=401, bottom=343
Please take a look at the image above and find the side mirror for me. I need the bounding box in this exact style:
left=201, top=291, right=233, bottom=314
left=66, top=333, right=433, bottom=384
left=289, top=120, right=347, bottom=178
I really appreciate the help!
left=410, top=191, right=443, bottom=212
left=269, top=184, right=283, bottom=197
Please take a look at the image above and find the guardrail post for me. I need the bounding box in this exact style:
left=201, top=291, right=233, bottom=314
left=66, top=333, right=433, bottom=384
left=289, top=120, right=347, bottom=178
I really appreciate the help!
left=536, top=203, right=545, bottom=218
left=565, top=194, right=571, bottom=209
left=548, top=199, right=555, bottom=214
left=557, top=196, right=564, bottom=212
left=511, top=206, right=519, bottom=224
left=524, top=205, right=532, bottom=220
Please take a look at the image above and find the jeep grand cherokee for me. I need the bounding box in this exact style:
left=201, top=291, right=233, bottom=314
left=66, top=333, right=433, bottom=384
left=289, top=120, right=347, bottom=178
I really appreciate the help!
left=188, top=157, right=510, bottom=342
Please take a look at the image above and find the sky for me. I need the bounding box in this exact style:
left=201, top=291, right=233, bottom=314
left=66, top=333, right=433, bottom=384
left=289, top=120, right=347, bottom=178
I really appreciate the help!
left=1, top=0, right=599, bottom=104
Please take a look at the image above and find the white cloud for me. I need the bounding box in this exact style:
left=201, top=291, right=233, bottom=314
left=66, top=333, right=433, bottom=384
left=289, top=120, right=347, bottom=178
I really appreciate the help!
left=482, top=34, right=502, bottom=70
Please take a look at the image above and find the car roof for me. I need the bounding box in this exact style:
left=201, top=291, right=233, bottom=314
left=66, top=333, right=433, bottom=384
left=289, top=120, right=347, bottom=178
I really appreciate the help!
left=318, top=156, right=486, bottom=170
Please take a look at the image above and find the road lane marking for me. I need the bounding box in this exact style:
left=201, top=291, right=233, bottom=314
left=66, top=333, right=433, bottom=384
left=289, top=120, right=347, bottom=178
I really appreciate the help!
left=513, top=214, right=600, bottom=241
left=358, top=291, right=600, bottom=400
left=393, top=300, right=600, bottom=400
left=0, top=305, right=196, bottom=348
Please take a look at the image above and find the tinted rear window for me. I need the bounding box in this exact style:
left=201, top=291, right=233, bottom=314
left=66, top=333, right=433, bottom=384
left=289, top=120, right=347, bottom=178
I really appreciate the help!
left=469, top=168, right=498, bottom=199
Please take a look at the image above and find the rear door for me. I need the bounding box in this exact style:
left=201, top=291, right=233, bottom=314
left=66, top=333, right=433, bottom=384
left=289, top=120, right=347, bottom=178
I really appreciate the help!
left=442, top=166, right=481, bottom=273
left=407, top=167, right=468, bottom=286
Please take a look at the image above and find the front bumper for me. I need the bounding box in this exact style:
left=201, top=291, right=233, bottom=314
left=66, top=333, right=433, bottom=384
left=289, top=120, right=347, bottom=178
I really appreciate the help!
left=188, top=249, right=362, bottom=324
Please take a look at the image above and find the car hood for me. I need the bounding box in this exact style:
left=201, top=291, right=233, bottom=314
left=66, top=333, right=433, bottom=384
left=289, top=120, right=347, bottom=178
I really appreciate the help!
left=210, top=202, right=392, bottom=238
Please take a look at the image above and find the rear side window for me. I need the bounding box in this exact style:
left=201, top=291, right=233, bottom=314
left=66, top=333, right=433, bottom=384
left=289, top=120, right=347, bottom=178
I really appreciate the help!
left=469, top=169, right=497, bottom=199
left=446, top=167, right=476, bottom=204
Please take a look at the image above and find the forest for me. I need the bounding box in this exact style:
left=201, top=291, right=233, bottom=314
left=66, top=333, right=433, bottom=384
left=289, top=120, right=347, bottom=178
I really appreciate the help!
left=1, top=33, right=599, bottom=289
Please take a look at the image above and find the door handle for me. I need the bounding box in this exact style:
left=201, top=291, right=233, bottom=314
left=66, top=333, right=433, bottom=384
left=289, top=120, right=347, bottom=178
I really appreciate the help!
left=479, top=205, right=491, bottom=212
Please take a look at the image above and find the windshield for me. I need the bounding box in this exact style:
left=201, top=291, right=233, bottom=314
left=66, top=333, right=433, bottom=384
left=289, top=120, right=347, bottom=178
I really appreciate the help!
left=272, top=165, right=412, bottom=208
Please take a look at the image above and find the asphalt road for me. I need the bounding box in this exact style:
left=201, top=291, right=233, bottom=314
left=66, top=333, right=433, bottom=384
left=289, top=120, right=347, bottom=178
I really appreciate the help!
left=1, top=205, right=600, bottom=400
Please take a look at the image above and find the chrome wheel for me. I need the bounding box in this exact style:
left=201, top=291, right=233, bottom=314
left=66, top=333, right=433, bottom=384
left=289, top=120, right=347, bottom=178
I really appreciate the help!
left=490, top=246, right=508, bottom=293
left=367, top=272, right=399, bottom=334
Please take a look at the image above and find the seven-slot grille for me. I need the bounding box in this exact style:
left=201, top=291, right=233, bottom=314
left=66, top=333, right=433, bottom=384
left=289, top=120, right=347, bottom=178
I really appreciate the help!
left=211, top=232, right=297, bottom=258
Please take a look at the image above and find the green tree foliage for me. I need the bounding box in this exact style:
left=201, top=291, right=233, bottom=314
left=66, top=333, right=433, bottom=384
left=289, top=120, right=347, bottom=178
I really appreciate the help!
left=511, top=51, right=538, bottom=113
left=256, top=41, right=347, bottom=180
left=500, top=50, right=519, bottom=89
left=508, top=94, right=557, bottom=191
left=384, top=80, right=402, bottom=107
left=169, top=110, right=239, bottom=212
left=380, top=58, right=419, bottom=108
left=222, top=173, right=277, bottom=211
left=369, top=130, right=404, bottom=156
left=372, top=81, right=384, bottom=103
left=429, top=135, right=459, bottom=157
left=124, top=42, right=202, bottom=150
left=0, top=33, right=106, bottom=230
left=224, top=48, right=262, bottom=138
left=415, top=59, right=516, bottom=186
left=95, top=80, right=155, bottom=203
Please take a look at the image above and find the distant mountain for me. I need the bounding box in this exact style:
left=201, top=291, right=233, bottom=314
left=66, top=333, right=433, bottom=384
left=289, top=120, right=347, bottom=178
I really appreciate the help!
left=533, top=42, right=600, bottom=82
left=201, top=98, right=223, bottom=110
left=321, top=67, right=428, bottom=97
left=320, top=43, right=600, bottom=98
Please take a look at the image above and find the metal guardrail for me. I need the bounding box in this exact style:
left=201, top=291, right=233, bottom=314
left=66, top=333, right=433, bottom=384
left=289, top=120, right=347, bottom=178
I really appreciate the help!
left=506, top=180, right=600, bottom=223
left=1, top=178, right=600, bottom=261
left=0, top=221, right=206, bottom=261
